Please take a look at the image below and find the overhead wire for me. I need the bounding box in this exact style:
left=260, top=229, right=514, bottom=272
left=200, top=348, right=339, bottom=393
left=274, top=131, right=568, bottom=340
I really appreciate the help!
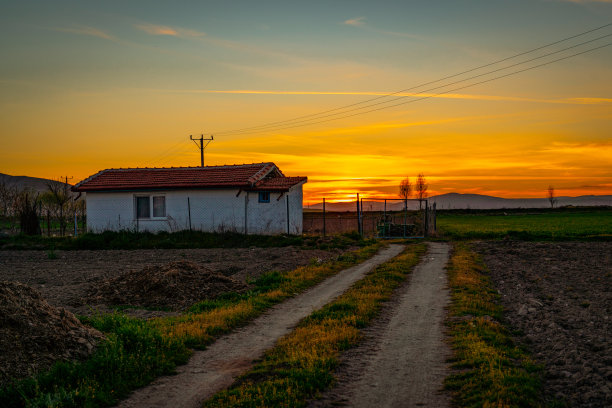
left=249, top=41, right=612, bottom=133
left=214, top=33, right=612, bottom=136
left=211, top=23, right=611, bottom=136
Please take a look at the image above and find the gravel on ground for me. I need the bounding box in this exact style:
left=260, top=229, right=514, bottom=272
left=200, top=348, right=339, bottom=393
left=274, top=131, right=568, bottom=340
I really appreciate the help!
left=309, top=242, right=452, bottom=408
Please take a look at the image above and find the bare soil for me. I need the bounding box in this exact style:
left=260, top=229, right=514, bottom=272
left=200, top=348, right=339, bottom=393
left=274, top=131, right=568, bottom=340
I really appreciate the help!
left=309, top=242, right=452, bottom=408
left=87, top=260, right=248, bottom=311
left=0, top=247, right=343, bottom=318
left=0, top=281, right=103, bottom=387
left=118, top=245, right=405, bottom=408
left=473, top=241, right=612, bottom=408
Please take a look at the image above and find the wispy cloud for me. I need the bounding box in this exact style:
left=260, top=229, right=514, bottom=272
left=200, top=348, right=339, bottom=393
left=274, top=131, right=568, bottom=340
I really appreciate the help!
left=155, top=88, right=611, bottom=106
left=53, top=26, right=114, bottom=40
left=344, top=17, right=366, bottom=27
left=135, top=23, right=205, bottom=38
left=562, top=0, right=612, bottom=3
left=342, top=16, right=420, bottom=39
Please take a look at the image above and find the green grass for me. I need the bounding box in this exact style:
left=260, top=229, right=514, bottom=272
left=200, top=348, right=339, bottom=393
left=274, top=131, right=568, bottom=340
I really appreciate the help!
left=0, top=243, right=382, bottom=408
left=0, top=313, right=191, bottom=408
left=204, top=243, right=426, bottom=408
left=0, top=229, right=373, bottom=250
left=437, top=208, right=612, bottom=240
left=444, top=243, right=544, bottom=408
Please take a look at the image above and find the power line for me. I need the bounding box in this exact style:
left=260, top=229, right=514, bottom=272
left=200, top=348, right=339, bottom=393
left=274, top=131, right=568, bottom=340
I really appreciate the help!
left=243, top=42, right=611, bottom=134
left=217, top=33, right=611, bottom=136
left=212, top=23, right=611, bottom=136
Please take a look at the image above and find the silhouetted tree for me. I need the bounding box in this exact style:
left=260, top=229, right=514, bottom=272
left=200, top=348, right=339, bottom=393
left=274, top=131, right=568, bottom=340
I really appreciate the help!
left=0, top=181, right=18, bottom=218
left=46, top=179, right=72, bottom=236
left=547, top=185, right=557, bottom=209
left=416, top=173, right=428, bottom=210
left=17, top=191, right=41, bottom=235
left=399, top=178, right=412, bottom=210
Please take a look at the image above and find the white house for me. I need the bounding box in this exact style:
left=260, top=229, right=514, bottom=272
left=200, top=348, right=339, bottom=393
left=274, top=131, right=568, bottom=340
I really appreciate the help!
left=72, top=162, right=307, bottom=235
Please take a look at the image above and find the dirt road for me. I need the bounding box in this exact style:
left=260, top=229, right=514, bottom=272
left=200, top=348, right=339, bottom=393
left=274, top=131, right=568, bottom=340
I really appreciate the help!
left=118, top=244, right=405, bottom=408
left=311, top=242, right=451, bottom=408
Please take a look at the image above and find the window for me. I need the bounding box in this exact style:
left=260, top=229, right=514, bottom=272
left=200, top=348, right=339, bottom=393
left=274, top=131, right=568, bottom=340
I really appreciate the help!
left=136, top=196, right=150, bottom=218
left=136, top=195, right=166, bottom=219
left=153, top=196, right=166, bottom=217
left=258, top=192, right=270, bottom=203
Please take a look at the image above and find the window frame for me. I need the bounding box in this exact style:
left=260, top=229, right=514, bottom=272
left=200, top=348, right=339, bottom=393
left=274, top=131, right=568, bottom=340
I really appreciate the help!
left=135, top=194, right=167, bottom=219
left=258, top=191, right=271, bottom=203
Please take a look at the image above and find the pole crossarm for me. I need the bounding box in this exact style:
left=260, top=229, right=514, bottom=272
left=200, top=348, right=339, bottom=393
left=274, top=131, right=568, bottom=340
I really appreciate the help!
left=189, top=134, right=214, bottom=167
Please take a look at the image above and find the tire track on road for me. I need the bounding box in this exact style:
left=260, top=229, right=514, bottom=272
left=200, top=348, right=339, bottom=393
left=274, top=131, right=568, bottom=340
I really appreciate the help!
left=118, top=244, right=405, bottom=408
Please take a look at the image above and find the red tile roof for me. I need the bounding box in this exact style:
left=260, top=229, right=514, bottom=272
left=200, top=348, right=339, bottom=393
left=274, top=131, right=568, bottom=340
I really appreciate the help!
left=251, top=176, right=307, bottom=191
left=72, top=163, right=307, bottom=192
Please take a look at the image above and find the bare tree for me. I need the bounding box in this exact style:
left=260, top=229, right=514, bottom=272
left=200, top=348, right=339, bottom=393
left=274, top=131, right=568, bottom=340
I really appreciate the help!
left=46, top=179, right=72, bottom=236
left=0, top=181, right=17, bottom=217
left=17, top=190, right=41, bottom=235
left=416, top=173, right=428, bottom=210
left=399, top=177, right=412, bottom=210
left=547, top=185, right=557, bottom=209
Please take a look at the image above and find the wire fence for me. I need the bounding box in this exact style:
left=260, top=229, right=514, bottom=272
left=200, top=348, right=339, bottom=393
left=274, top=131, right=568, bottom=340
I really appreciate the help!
left=1, top=195, right=437, bottom=238
left=303, top=198, right=437, bottom=238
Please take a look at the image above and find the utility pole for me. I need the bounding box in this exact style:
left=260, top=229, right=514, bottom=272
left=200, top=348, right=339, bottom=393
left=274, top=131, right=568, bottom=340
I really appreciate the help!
left=190, top=134, right=214, bottom=167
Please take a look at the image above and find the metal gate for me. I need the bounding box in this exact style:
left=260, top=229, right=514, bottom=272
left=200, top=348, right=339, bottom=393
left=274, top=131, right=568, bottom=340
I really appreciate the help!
left=358, top=198, right=436, bottom=238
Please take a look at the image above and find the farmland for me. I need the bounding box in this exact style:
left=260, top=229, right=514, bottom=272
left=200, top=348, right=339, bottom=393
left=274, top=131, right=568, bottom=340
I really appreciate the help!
left=437, top=207, right=612, bottom=240
left=1, top=207, right=611, bottom=407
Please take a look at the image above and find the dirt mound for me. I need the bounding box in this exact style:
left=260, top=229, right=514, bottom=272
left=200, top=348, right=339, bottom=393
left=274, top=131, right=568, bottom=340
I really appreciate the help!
left=0, top=281, right=104, bottom=387
left=87, top=260, right=248, bottom=310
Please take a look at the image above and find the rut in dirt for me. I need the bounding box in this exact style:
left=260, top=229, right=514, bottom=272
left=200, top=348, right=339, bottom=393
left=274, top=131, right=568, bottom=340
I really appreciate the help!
left=310, top=242, right=452, bottom=408
left=118, top=244, right=404, bottom=408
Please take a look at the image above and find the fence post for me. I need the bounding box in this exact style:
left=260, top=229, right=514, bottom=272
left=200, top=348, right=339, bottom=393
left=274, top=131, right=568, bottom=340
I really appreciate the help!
left=286, top=194, right=290, bottom=235
left=360, top=198, right=364, bottom=237
left=244, top=192, right=248, bottom=234
left=424, top=200, right=429, bottom=237
left=187, top=197, right=192, bottom=231
left=433, top=202, right=437, bottom=233
left=322, top=198, right=326, bottom=237
left=383, top=199, right=387, bottom=237
left=356, top=193, right=360, bottom=236
left=403, top=199, right=407, bottom=238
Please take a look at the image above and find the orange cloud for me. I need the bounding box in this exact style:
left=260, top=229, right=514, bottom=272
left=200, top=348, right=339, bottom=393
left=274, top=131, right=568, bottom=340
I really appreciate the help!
left=135, top=23, right=205, bottom=38
left=54, top=26, right=114, bottom=40
left=344, top=17, right=366, bottom=26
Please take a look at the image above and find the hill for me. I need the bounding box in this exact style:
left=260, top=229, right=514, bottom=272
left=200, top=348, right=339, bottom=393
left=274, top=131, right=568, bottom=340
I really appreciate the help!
left=306, top=193, right=612, bottom=211
left=0, top=173, right=72, bottom=194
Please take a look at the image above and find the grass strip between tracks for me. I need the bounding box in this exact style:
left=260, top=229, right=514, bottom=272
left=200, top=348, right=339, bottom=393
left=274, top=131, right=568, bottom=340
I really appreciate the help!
left=203, top=242, right=426, bottom=408
left=0, top=243, right=382, bottom=408
left=444, top=243, right=544, bottom=407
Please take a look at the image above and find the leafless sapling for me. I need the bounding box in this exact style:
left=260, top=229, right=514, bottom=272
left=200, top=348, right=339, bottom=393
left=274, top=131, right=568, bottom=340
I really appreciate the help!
left=399, top=177, right=412, bottom=210
left=547, top=185, right=557, bottom=209
left=416, top=173, right=428, bottom=210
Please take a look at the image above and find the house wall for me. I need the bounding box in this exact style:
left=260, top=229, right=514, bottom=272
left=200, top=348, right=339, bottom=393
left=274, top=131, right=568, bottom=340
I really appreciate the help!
left=85, top=185, right=304, bottom=235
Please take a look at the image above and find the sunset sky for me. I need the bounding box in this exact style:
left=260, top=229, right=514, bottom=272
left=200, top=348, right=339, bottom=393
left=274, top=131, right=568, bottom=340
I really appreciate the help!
left=1, top=1, right=611, bottom=203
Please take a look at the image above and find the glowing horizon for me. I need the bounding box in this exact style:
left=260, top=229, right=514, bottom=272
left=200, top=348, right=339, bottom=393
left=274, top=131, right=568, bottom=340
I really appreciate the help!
left=1, top=1, right=611, bottom=203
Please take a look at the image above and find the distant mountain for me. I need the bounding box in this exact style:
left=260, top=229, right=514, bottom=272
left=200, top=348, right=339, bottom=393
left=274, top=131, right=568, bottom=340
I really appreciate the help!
left=0, top=173, right=72, bottom=194
left=306, top=193, right=612, bottom=211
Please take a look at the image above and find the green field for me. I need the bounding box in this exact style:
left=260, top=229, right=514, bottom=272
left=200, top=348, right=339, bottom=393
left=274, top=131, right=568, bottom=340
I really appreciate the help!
left=437, top=209, right=612, bottom=240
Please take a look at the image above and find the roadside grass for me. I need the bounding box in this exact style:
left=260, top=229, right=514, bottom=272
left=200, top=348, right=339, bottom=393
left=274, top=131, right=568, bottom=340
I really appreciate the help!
left=204, top=243, right=426, bottom=408
left=0, top=313, right=191, bottom=408
left=444, top=243, right=544, bottom=407
left=0, top=243, right=381, bottom=408
left=0, top=229, right=372, bottom=250
left=437, top=208, right=612, bottom=241
left=154, top=246, right=381, bottom=349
